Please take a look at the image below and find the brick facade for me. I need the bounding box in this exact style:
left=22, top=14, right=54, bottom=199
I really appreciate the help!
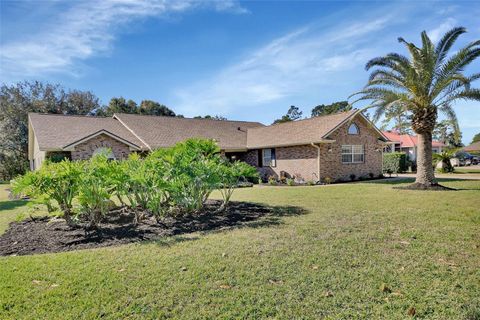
left=71, top=134, right=132, bottom=161
left=241, top=115, right=383, bottom=182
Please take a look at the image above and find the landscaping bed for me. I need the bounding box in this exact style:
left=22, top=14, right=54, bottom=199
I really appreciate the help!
left=0, top=200, right=301, bottom=256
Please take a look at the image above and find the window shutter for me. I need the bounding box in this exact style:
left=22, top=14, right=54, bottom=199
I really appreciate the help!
left=258, top=149, right=263, bottom=167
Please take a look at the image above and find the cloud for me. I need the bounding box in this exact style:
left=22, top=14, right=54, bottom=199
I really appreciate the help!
left=0, top=0, right=246, bottom=80
left=428, top=17, right=457, bottom=43
left=173, top=16, right=391, bottom=116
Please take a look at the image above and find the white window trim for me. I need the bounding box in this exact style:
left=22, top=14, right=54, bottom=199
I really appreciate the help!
left=348, top=123, right=360, bottom=135
left=262, top=148, right=276, bottom=167
left=341, top=145, right=364, bottom=164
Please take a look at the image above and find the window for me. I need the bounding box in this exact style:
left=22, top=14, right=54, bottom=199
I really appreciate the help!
left=341, top=145, right=364, bottom=163
left=348, top=123, right=359, bottom=135
left=262, top=148, right=276, bottom=167
left=93, top=147, right=115, bottom=160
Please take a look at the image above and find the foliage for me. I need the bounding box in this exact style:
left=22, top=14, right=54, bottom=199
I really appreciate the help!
left=433, top=149, right=457, bottom=173
left=383, top=152, right=407, bottom=174
left=472, top=132, right=480, bottom=144
left=311, top=101, right=351, bottom=117
left=285, top=178, right=295, bottom=186
left=351, top=27, right=480, bottom=186
left=193, top=115, right=227, bottom=120
left=0, top=81, right=100, bottom=180
left=11, top=139, right=257, bottom=227
left=433, top=119, right=463, bottom=147
left=11, top=160, right=83, bottom=226
left=268, top=176, right=277, bottom=185
left=96, top=97, right=176, bottom=117
left=273, top=106, right=303, bottom=124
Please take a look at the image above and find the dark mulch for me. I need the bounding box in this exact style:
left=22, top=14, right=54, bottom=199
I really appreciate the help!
left=393, top=182, right=457, bottom=191
left=0, top=200, right=306, bottom=256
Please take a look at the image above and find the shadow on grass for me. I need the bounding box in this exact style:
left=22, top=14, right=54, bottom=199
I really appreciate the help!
left=0, top=200, right=28, bottom=212
left=0, top=201, right=308, bottom=256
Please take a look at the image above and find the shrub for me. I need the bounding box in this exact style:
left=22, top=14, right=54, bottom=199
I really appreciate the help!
left=368, top=172, right=374, bottom=179
left=383, top=152, right=407, bottom=174
left=307, top=180, right=315, bottom=186
left=323, top=176, right=332, bottom=184
left=11, top=160, right=83, bottom=227
left=286, top=178, right=295, bottom=186
left=268, top=176, right=276, bottom=185
left=349, top=174, right=356, bottom=181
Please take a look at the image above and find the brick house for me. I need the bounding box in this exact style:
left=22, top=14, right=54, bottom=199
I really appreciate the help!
left=28, top=110, right=389, bottom=182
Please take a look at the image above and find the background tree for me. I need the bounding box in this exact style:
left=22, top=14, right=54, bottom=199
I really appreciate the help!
left=311, top=101, right=351, bottom=117
left=471, top=132, right=480, bottom=144
left=193, top=115, right=227, bottom=120
left=379, top=105, right=412, bottom=134
left=351, top=27, right=480, bottom=188
left=139, top=100, right=176, bottom=116
left=96, top=97, right=138, bottom=116
left=433, top=119, right=463, bottom=147
left=273, top=106, right=303, bottom=124
left=0, top=81, right=100, bottom=180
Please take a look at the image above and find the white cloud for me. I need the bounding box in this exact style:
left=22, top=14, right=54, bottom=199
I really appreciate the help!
left=428, top=17, right=457, bottom=43
left=173, top=17, right=391, bottom=116
left=0, top=0, right=246, bottom=80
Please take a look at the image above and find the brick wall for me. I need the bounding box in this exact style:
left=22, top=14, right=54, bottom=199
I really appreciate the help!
left=245, top=115, right=383, bottom=182
left=71, top=134, right=132, bottom=161
left=319, top=116, right=383, bottom=181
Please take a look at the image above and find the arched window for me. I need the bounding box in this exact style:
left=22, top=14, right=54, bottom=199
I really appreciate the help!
left=348, top=123, right=359, bottom=135
left=92, top=147, right=115, bottom=160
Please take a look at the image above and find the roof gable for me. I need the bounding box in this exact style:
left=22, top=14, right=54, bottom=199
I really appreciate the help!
left=29, top=113, right=147, bottom=151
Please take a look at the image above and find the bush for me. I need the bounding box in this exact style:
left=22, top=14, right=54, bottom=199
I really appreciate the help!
left=286, top=178, right=295, bottom=186
left=383, top=152, right=407, bottom=174
left=349, top=174, right=356, bottom=181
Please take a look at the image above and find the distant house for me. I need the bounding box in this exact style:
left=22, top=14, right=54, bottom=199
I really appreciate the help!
left=28, top=110, right=389, bottom=182
left=382, top=130, right=445, bottom=162
left=463, top=141, right=480, bottom=153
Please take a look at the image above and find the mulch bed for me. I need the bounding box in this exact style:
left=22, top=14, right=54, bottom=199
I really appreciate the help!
left=0, top=200, right=305, bottom=256
left=393, top=183, right=457, bottom=191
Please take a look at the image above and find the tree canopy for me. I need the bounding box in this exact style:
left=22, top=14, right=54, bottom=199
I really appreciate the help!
left=0, top=81, right=101, bottom=180
left=311, top=101, right=351, bottom=117
left=471, top=133, right=480, bottom=144
left=97, top=98, right=175, bottom=117
left=273, top=106, right=303, bottom=124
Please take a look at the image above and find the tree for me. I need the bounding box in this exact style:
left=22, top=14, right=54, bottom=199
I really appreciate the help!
left=379, top=105, right=412, bottom=134
left=96, top=97, right=138, bottom=116
left=273, top=106, right=303, bottom=124
left=0, top=81, right=100, bottom=180
left=193, top=115, right=227, bottom=120
left=311, top=101, right=351, bottom=117
left=472, top=132, right=480, bottom=144
left=139, top=100, right=176, bottom=116
left=433, top=119, right=463, bottom=147
left=351, top=27, right=480, bottom=188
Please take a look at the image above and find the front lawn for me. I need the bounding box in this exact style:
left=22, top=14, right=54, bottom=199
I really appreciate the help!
left=1, top=179, right=479, bottom=319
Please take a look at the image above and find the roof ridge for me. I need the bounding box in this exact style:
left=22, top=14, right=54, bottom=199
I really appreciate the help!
left=248, top=109, right=356, bottom=131
left=28, top=112, right=110, bottom=119
left=113, top=113, right=264, bottom=125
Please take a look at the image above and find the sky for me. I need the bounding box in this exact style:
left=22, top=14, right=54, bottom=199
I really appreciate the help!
left=1, top=0, right=479, bottom=144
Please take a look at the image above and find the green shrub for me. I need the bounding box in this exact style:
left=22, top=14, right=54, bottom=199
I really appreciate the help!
left=286, top=178, right=295, bottom=186
left=383, top=152, right=407, bottom=174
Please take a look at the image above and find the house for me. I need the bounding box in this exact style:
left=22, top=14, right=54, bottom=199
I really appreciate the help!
left=463, top=141, right=480, bottom=153
left=382, top=130, right=445, bottom=162
left=28, top=110, right=389, bottom=182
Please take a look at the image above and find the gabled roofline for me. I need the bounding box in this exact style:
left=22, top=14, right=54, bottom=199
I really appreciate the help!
left=247, top=139, right=336, bottom=149
left=321, top=110, right=390, bottom=142
left=112, top=114, right=152, bottom=151
left=62, top=129, right=141, bottom=151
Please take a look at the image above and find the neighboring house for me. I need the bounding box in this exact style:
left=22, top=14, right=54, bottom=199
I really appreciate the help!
left=463, top=141, right=480, bottom=153
left=382, top=130, right=445, bottom=162
left=28, top=110, right=389, bottom=182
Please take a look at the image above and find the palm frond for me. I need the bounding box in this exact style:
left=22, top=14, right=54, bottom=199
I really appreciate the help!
left=435, top=27, right=466, bottom=65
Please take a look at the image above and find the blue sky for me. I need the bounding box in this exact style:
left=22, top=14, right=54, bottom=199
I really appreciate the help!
left=1, top=0, right=479, bottom=144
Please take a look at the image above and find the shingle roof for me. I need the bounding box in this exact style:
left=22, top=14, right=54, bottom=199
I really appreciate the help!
left=113, top=113, right=264, bottom=150
left=29, top=113, right=147, bottom=151
left=464, top=141, right=480, bottom=152
left=246, top=110, right=360, bottom=148
left=382, top=131, right=445, bottom=148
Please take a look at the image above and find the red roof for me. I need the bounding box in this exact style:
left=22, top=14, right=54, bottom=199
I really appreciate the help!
left=382, top=131, right=445, bottom=148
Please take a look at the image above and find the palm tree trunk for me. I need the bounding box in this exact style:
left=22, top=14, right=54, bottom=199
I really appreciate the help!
left=415, top=132, right=436, bottom=186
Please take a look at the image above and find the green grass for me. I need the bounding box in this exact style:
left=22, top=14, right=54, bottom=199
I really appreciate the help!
left=1, top=179, right=480, bottom=319
left=453, top=167, right=480, bottom=174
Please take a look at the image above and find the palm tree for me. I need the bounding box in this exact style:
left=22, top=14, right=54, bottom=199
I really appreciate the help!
left=351, top=27, right=480, bottom=188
